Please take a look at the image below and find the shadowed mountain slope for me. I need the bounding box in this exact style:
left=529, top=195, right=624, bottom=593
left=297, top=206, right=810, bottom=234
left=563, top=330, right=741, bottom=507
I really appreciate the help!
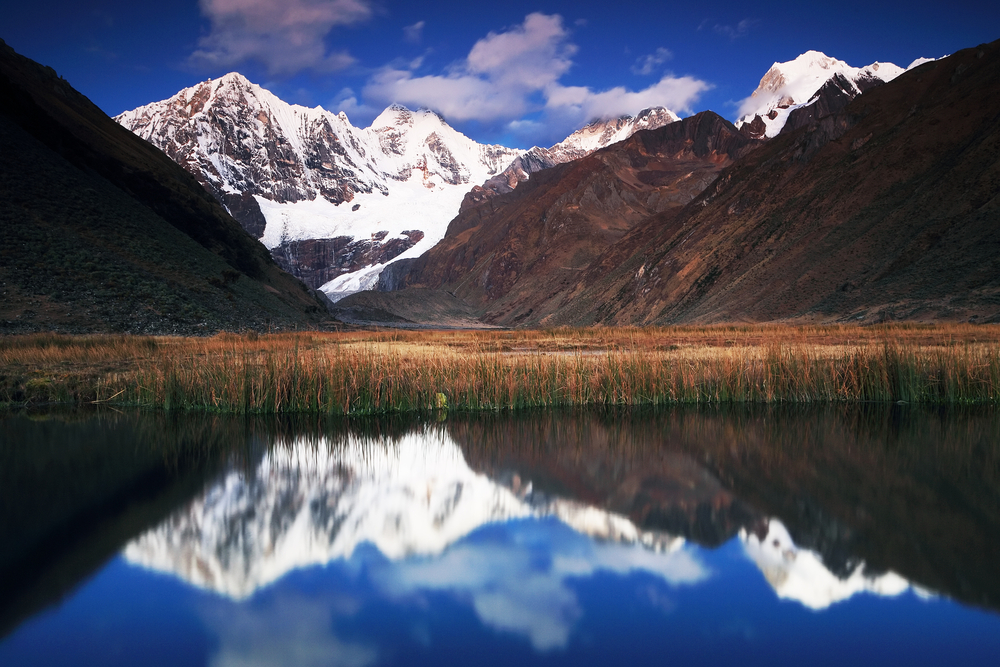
left=362, top=111, right=758, bottom=326
left=339, top=40, right=999, bottom=327
left=0, top=40, right=328, bottom=333
left=552, top=41, right=1000, bottom=325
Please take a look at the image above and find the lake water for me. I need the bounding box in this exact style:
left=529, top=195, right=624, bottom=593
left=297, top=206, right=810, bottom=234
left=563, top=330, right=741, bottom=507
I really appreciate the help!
left=2, top=406, right=999, bottom=666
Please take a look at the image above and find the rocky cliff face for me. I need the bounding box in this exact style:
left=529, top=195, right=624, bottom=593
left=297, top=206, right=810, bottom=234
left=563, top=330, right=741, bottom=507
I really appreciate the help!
left=270, top=231, right=424, bottom=289
left=117, top=77, right=522, bottom=296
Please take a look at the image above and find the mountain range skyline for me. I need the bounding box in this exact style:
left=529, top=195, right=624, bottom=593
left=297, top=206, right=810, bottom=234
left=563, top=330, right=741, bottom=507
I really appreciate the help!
left=5, top=1, right=996, bottom=147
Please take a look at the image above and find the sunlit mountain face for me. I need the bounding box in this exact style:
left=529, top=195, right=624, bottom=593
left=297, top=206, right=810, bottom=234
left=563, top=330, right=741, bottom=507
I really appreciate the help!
left=3, top=407, right=1000, bottom=665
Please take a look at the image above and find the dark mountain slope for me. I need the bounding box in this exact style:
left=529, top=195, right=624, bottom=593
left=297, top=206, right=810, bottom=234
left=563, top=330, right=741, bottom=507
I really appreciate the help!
left=554, top=41, right=1000, bottom=325
left=376, top=112, right=758, bottom=326
left=0, top=40, right=327, bottom=333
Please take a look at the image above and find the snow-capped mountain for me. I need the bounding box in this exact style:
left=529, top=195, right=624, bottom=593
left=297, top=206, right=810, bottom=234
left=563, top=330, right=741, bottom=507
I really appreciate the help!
left=740, top=519, right=917, bottom=610
left=116, top=74, right=522, bottom=300
left=123, top=429, right=687, bottom=599
left=465, top=107, right=680, bottom=206
left=735, top=51, right=913, bottom=138
left=116, top=76, right=680, bottom=301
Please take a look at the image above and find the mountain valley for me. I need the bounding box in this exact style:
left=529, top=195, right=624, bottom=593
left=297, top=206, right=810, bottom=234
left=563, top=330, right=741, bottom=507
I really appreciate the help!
left=3, top=36, right=997, bottom=331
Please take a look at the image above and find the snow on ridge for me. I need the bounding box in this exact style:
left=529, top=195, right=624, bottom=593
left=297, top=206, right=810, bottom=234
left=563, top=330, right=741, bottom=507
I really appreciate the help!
left=117, top=76, right=686, bottom=302
left=906, top=55, right=946, bottom=70
left=735, top=50, right=912, bottom=138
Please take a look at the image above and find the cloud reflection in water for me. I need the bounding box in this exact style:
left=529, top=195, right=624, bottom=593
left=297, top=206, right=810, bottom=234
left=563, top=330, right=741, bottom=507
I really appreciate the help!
left=370, top=519, right=707, bottom=650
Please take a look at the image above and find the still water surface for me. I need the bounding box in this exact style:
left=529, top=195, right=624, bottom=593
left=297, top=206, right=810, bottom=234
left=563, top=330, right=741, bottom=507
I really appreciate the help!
left=2, top=407, right=999, bottom=665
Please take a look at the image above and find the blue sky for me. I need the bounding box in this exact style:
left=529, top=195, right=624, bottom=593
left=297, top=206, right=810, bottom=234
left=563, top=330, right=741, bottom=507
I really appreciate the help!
left=4, top=1, right=997, bottom=147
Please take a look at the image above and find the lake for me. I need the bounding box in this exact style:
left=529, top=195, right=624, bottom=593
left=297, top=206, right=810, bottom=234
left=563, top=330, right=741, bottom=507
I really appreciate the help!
left=2, top=406, right=999, bottom=665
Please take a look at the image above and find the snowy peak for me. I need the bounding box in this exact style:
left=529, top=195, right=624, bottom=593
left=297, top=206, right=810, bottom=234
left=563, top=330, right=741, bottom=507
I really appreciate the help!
left=735, top=50, right=910, bottom=138
left=116, top=75, right=523, bottom=299
left=117, top=71, right=371, bottom=209
left=555, top=106, right=681, bottom=154
left=117, top=72, right=686, bottom=303
left=371, top=103, right=415, bottom=129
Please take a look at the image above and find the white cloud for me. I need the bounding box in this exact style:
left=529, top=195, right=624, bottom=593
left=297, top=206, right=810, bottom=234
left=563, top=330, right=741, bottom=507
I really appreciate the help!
left=362, top=13, right=711, bottom=145
left=632, top=47, right=673, bottom=76
left=191, top=0, right=373, bottom=75
left=201, top=591, right=376, bottom=667
left=364, top=13, right=575, bottom=124
left=465, top=12, right=575, bottom=86
left=547, top=76, right=711, bottom=126
left=373, top=525, right=708, bottom=651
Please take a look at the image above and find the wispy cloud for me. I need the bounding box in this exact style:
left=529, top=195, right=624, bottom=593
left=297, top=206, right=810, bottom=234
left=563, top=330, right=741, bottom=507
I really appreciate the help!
left=200, top=590, right=375, bottom=667
left=360, top=13, right=710, bottom=145
left=403, top=20, right=425, bottom=44
left=713, top=19, right=758, bottom=40
left=330, top=87, right=380, bottom=122
left=190, top=0, right=373, bottom=75
left=632, top=47, right=673, bottom=76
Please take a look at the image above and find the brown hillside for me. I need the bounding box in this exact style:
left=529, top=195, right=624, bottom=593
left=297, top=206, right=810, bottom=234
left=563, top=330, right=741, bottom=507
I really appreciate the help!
left=399, top=111, right=759, bottom=325
left=555, top=40, right=1000, bottom=325
left=0, top=40, right=328, bottom=333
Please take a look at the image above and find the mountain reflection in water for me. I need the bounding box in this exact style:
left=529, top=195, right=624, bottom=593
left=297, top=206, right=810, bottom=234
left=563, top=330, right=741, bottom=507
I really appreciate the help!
left=2, top=406, right=999, bottom=664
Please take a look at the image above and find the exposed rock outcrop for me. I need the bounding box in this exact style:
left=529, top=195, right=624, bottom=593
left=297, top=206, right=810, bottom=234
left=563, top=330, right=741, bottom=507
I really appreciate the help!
left=270, top=230, right=424, bottom=289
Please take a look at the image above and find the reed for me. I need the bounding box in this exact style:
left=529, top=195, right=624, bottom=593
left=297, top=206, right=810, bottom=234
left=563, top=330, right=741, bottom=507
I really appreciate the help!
left=2, top=326, right=999, bottom=413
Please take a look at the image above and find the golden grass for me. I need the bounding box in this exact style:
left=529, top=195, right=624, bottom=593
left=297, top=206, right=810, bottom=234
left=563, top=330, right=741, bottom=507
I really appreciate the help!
left=2, top=324, right=999, bottom=413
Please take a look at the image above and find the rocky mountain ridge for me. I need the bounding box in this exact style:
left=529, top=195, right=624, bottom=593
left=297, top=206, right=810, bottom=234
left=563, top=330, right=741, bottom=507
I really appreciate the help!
left=343, top=110, right=760, bottom=326
left=461, top=106, right=680, bottom=210
left=337, top=40, right=1000, bottom=327
left=117, top=77, right=680, bottom=300
left=556, top=41, right=1000, bottom=326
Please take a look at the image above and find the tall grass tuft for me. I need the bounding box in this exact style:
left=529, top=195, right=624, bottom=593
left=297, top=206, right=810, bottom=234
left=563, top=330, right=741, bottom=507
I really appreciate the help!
left=3, top=326, right=1000, bottom=413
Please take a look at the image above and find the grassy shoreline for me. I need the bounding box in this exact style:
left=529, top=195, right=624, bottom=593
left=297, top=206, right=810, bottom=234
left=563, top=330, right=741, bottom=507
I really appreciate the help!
left=2, top=325, right=999, bottom=413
